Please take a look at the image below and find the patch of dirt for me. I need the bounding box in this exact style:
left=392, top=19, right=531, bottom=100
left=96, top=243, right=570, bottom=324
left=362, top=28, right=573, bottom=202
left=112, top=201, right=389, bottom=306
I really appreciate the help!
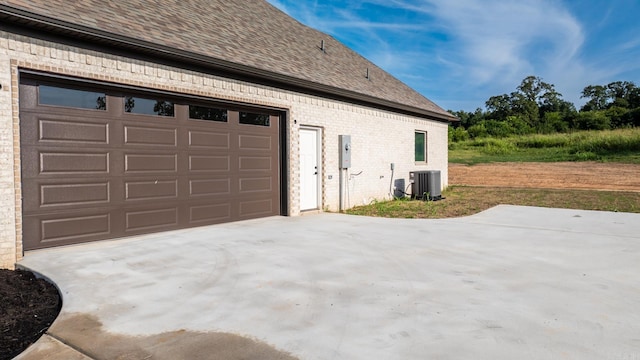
left=449, top=162, right=640, bottom=191
left=0, top=269, right=61, bottom=360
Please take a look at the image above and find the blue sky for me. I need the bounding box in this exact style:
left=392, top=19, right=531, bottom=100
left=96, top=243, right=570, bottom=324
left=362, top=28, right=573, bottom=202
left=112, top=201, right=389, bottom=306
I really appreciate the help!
left=266, top=0, right=640, bottom=112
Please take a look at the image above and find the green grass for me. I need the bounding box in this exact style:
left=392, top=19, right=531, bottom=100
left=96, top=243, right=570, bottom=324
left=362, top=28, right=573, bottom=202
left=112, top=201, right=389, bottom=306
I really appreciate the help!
left=449, top=128, right=640, bottom=164
left=346, top=186, right=640, bottom=219
left=358, top=129, right=640, bottom=219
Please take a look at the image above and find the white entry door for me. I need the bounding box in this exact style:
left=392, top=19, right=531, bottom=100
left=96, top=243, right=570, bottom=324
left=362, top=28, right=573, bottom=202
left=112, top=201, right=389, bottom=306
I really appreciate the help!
left=299, top=128, right=320, bottom=210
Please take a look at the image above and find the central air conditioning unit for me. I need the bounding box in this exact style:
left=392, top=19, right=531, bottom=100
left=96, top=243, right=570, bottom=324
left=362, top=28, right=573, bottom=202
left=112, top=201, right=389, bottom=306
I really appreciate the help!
left=410, top=170, right=442, bottom=201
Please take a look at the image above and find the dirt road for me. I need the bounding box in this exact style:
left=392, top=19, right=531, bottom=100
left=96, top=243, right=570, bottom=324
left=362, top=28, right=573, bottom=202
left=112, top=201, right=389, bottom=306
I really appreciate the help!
left=449, top=162, right=640, bottom=191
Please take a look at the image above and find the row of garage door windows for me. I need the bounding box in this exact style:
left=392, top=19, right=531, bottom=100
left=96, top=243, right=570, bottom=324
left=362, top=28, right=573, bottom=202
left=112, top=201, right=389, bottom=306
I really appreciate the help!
left=38, top=84, right=271, bottom=126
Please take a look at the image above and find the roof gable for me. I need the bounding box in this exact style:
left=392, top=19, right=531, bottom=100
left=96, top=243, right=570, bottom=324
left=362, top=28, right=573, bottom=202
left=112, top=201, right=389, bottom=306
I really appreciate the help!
left=0, top=0, right=456, bottom=121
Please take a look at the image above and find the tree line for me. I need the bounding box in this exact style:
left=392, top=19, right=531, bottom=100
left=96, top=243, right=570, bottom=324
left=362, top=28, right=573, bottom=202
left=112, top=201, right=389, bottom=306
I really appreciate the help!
left=449, top=76, right=640, bottom=141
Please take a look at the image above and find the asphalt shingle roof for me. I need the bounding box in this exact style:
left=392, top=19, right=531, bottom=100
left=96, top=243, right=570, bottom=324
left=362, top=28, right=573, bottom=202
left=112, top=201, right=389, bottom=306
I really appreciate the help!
left=0, top=0, right=455, bottom=120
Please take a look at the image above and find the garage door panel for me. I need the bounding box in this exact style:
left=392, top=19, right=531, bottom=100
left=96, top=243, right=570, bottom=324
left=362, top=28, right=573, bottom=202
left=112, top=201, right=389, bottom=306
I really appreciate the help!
left=189, top=203, right=231, bottom=224
left=239, top=177, right=272, bottom=193
left=124, top=125, right=178, bottom=147
left=189, top=155, right=230, bottom=172
left=239, top=156, right=272, bottom=171
left=125, top=207, right=178, bottom=232
left=20, top=110, right=114, bottom=144
left=40, top=182, right=111, bottom=207
left=188, top=130, right=230, bottom=149
left=22, top=211, right=113, bottom=249
left=39, top=118, right=109, bottom=144
left=39, top=214, right=112, bottom=243
left=22, top=147, right=114, bottom=179
left=238, top=134, right=271, bottom=150
left=189, top=178, right=231, bottom=197
left=124, top=153, right=178, bottom=173
left=22, top=180, right=111, bottom=212
left=239, top=199, right=275, bottom=218
left=125, top=179, right=178, bottom=201
left=40, top=151, right=110, bottom=174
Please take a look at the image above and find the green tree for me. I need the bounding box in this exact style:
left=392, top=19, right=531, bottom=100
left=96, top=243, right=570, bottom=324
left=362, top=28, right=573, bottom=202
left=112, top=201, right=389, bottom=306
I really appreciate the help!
left=449, top=108, right=486, bottom=129
left=539, top=112, right=569, bottom=133
left=581, top=81, right=640, bottom=111
left=576, top=111, right=611, bottom=130
left=626, top=108, right=640, bottom=127
left=605, top=106, right=630, bottom=128
left=485, top=76, right=567, bottom=131
left=581, top=85, right=608, bottom=111
left=505, top=115, right=534, bottom=135
left=467, top=123, right=488, bottom=139
left=607, top=81, right=636, bottom=108
left=450, top=77, right=639, bottom=136
left=483, top=119, right=513, bottom=138
left=448, top=125, right=469, bottom=142
left=485, top=94, right=513, bottom=121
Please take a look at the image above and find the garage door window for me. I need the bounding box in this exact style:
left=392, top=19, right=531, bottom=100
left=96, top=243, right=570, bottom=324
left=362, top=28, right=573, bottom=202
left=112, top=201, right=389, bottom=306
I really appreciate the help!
left=189, top=105, right=228, bottom=122
left=39, top=85, right=106, bottom=110
left=239, top=111, right=270, bottom=126
left=125, top=96, right=175, bottom=117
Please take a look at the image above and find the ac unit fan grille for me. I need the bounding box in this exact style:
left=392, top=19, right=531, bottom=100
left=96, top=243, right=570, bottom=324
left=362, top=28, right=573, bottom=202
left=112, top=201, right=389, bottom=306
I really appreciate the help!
left=410, top=170, right=441, bottom=200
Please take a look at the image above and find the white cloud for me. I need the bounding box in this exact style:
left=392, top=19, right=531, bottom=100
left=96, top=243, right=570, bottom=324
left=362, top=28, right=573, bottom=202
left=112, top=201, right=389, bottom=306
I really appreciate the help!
left=414, top=1, right=583, bottom=83
left=617, top=38, right=640, bottom=52
left=370, top=0, right=602, bottom=108
left=265, top=0, right=640, bottom=110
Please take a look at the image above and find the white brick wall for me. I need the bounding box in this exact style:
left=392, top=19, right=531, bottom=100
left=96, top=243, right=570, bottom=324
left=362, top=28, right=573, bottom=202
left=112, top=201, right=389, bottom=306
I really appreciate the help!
left=0, top=30, right=449, bottom=268
left=0, top=45, right=17, bottom=269
left=290, top=103, right=448, bottom=213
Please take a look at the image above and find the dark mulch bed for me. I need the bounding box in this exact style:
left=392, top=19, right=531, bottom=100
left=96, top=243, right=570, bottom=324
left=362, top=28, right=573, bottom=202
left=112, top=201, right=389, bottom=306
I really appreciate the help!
left=0, top=269, right=61, bottom=360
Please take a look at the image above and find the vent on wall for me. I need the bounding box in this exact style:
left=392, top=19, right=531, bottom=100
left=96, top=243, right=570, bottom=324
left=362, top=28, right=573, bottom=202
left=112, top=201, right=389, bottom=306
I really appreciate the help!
left=410, top=170, right=441, bottom=200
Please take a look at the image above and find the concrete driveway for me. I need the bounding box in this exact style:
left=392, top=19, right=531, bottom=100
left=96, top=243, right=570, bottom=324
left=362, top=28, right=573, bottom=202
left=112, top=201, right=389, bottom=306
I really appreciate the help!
left=17, top=205, right=640, bottom=360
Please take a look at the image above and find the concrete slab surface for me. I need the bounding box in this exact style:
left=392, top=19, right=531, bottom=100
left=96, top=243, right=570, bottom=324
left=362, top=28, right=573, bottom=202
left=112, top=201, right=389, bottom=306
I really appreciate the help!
left=14, top=334, right=92, bottom=360
left=17, top=205, right=640, bottom=359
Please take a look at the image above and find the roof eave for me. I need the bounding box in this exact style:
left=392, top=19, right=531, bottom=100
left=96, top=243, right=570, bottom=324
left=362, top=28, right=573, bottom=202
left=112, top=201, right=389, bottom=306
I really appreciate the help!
left=0, top=4, right=458, bottom=123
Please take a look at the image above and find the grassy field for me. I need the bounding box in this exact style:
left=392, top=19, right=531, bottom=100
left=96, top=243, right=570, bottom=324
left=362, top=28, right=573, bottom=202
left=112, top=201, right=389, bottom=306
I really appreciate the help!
left=346, top=186, right=640, bottom=218
left=348, top=128, right=640, bottom=219
left=449, top=128, right=640, bottom=164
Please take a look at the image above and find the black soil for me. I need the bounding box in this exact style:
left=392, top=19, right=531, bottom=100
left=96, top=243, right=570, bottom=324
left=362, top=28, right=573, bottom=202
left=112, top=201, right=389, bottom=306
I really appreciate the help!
left=0, top=269, right=61, bottom=360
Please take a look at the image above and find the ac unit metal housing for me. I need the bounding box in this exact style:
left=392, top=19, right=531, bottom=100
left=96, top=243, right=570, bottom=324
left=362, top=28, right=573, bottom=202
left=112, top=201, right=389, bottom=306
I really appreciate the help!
left=410, top=170, right=442, bottom=201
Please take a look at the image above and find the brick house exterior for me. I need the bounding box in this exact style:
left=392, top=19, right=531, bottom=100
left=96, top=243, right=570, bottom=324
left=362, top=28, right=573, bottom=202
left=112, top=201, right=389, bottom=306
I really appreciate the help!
left=0, top=0, right=456, bottom=268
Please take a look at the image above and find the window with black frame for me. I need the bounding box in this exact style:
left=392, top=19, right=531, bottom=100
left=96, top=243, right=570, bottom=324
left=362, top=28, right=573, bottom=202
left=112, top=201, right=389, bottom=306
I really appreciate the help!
left=239, top=111, right=270, bottom=126
left=189, top=105, right=228, bottom=122
left=39, top=85, right=106, bottom=110
left=124, top=96, right=175, bottom=117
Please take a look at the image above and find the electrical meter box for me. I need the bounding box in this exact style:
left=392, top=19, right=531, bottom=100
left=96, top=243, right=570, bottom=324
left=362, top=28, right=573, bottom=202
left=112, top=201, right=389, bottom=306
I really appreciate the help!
left=339, top=135, right=351, bottom=169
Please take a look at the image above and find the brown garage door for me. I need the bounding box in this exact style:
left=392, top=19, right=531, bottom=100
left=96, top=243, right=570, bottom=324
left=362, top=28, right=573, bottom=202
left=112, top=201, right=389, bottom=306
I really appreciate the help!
left=20, top=76, right=281, bottom=250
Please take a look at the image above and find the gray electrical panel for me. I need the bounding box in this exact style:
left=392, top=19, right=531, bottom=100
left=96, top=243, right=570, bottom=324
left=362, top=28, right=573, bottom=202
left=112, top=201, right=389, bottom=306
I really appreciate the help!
left=339, top=135, right=351, bottom=169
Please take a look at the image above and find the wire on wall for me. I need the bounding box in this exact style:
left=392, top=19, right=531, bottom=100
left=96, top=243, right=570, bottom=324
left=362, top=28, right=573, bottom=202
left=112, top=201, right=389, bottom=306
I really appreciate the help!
left=347, top=170, right=363, bottom=208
